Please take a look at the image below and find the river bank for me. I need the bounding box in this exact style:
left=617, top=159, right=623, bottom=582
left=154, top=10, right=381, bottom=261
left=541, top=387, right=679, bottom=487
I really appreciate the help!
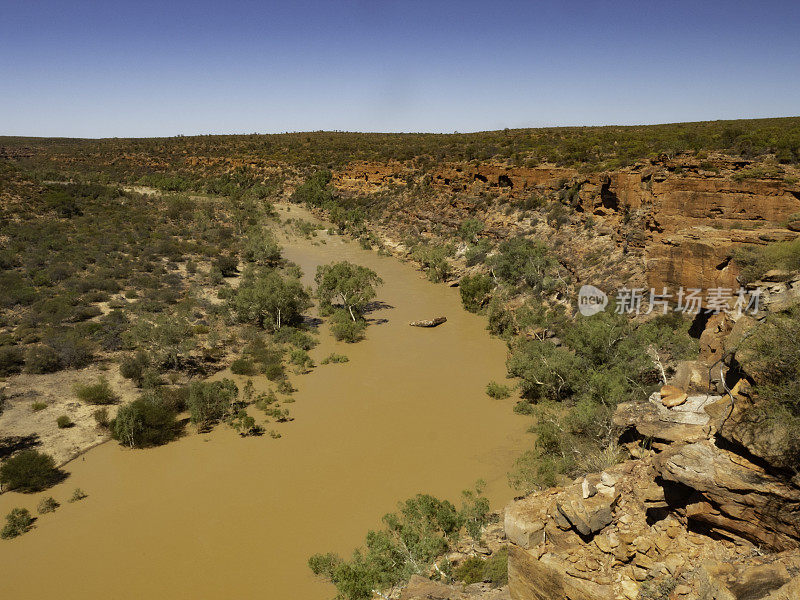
left=0, top=204, right=528, bottom=599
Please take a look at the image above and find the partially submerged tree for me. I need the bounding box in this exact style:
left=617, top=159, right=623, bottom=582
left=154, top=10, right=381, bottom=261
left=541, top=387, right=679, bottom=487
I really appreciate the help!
left=232, top=268, right=311, bottom=331
left=0, top=450, right=62, bottom=493
left=315, top=261, right=383, bottom=322
left=186, top=379, right=239, bottom=430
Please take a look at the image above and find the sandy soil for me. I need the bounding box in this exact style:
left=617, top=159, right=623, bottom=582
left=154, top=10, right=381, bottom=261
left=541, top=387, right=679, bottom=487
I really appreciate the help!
left=0, top=363, right=139, bottom=466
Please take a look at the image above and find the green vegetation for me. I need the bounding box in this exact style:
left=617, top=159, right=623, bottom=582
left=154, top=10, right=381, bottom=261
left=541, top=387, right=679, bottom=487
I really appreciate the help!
left=740, top=306, right=800, bottom=461
left=485, top=381, right=511, bottom=399
left=112, top=392, right=180, bottom=448
left=230, top=357, right=257, bottom=375
left=459, top=273, right=494, bottom=312
left=69, top=488, right=88, bottom=502
left=329, top=309, right=367, bottom=343
left=453, top=548, right=508, bottom=586
left=231, top=267, right=311, bottom=331
left=732, top=237, right=800, bottom=284
left=1, top=508, right=34, bottom=539
left=74, top=377, right=119, bottom=405
left=5, top=118, right=799, bottom=179
left=31, top=401, right=47, bottom=411
left=315, top=261, right=383, bottom=321
left=507, top=310, right=697, bottom=492
left=321, top=353, right=349, bottom=364
left=0, top=450, right=62, bottom=492
left=93, top=407, right=110, bottom=427
left=186, top=379, right=238, bottom=430
left=412, top=244, right=453, bottom=282
left=309, top=484, right=490, bottom=600
left=488, top=237, right=562, bottom=294
left=56, top=415, right=73, bottom=428
left=37, top=497, right=59, bottom=514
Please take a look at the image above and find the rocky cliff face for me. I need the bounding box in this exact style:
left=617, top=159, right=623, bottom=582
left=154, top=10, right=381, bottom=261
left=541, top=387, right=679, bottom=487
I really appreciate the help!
left=502, top=277, right=800, bottom=600
left=330, top=155, right=800, bottom=297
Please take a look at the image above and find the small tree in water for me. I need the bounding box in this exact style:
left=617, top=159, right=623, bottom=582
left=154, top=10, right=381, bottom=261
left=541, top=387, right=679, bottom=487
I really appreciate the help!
left=315, top=261, right=383, bottom=322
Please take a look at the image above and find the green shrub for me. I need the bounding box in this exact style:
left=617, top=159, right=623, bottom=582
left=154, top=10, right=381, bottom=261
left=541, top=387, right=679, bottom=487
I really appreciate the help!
left=37, top=497, right=59, bottom=514
left=0, top=450, right=62, bottom=492
left=412, top=244, right=453, bottom=282
left=321, top=353, right=349, bottom=364
left=69, top=488, right=88, bottom=502
left=457, top=219, right=484, bottom=243
left=231, top=268, right=311, bottom=331
left=454, top=556, right=485, bottom=584
left=0, top=346, right=25, bottom=376
left=112, top=394, right=179, bottom=448
left=230, top=357, right=257, bottom=375
left=120, top=351, right=150, bottom=386
left=272, top=326, right=318, bottom=350
left=309, top=485, right=490, bottom=600
left=32, top=401, right=48, bottom=412
left=74, top=377, right=119, bottom=405
left=186, top=379, right=238, bottom=429
left=24, top=345, right=63, bottom=374
left=1, top=508, right=34, bottom=539
left=732, top=238, right=800, bottom=284
left=44, top=330, right=94, bottom=369
left=56, top=415, right=73, bottom=428
left=486, top=381, right=511, bottom=399
left=488, top=237, right=560, bottom=292
left=453, top=549, right=508, bottom=586
left=330, top=310, right=367, bottom=343
left=459, top=273, right=494, bottom=312
left=93, top=407, right=110, bottom=427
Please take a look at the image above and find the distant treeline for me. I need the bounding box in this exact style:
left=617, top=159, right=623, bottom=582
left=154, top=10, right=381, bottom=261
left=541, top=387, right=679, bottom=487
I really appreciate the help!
left=2, top=116, right=799, bottom=178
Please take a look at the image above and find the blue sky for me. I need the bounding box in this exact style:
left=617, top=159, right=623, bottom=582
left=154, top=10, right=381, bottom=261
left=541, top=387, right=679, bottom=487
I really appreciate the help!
left=1, top=0, right=798, bottom=137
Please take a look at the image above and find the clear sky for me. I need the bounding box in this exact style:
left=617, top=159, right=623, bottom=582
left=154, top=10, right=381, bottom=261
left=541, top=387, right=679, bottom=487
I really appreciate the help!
left=1, top=0, right=798, bottom=137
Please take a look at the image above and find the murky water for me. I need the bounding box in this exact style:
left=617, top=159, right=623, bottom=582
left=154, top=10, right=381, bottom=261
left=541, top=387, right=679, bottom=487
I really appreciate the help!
left=0, top=205, right=526, bottom=599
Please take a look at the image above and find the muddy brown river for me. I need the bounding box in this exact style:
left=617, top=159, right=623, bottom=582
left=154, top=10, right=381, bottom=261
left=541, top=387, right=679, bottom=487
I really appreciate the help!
left=0, top=205, right=527, bottom=599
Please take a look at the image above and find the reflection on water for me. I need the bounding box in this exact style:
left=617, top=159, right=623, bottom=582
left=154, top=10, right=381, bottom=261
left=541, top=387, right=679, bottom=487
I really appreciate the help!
left=0, top=205, right=527, bottom=599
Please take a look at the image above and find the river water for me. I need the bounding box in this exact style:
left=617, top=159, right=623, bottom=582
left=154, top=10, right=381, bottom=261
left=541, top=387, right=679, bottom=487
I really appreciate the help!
left=0, top=205, right=527, bottom=599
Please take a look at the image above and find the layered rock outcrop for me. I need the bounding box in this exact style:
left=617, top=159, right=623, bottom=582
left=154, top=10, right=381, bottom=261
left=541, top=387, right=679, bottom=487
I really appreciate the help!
left=330, top=155, right=800, bottom=297
left=504, top=284, right=800, bottom=600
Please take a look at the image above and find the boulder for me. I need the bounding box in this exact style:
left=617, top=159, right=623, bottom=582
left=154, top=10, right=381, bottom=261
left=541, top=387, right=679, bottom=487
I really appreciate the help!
left=656, top=440, right=800, bottom=551
left=659, top=384, right=688, bottom=408
left=614, top=393, right=719, bottom=446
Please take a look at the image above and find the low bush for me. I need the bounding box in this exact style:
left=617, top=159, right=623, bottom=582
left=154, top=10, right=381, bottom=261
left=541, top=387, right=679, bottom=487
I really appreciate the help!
left=24, top=345, right=63, bottom=374
left=0, top=346, right=25, bottom=376
left=74, top=377, right=119, bottom=405
left=1, top=508, right=34, bottom=539
left=69, top=488, right=88, bottom=502
left=56, top=415, right=73, bottom=428
left=120, top=351, right=151, bottom=386
left=321, top=353, right=349, bottom=364
left=485, top=381, right=511, bottom=399
left=230, top=357, right=257, bottom=375
left=37, top=497, right=59, bottom=514
left=453, top=548, right=508, bottom=586
left=186, top=379, right=238, bottom=429
left=732, top=238, right=800, bottom=284
left=93, top=407, right=110, bottom=427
